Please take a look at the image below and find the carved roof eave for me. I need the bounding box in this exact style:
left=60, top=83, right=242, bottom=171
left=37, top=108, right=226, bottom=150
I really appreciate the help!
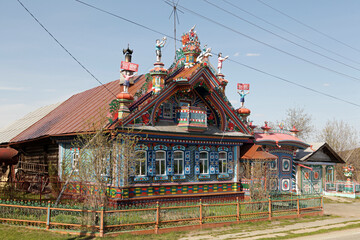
left=118, top=66, right=252, bottom=135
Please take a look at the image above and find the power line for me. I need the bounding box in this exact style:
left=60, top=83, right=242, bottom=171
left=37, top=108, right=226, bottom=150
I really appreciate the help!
left=16, top=0, right=117, bottom=98
left=75, top=0, right=180, bottom=42
left=171, top=0, right=360, bottom=83
left=204, top=0, right=360, bottom=74
left=222, top=0, right=360, bottom=66
left=226, top=57, right=360, bottom=108
left=75, top=0, right=360, bottom=108
left=257, top=0, right=360, bottom=54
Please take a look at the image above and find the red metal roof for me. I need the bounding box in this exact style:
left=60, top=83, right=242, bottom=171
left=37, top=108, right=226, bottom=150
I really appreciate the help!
left=11, top=76, right=146, bottom=143
left=241, top=145, right=277, bottom=160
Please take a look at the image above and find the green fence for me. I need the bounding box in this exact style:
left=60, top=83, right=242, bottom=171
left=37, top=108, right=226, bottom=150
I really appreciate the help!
left=0, top=196, right=323, bottom=237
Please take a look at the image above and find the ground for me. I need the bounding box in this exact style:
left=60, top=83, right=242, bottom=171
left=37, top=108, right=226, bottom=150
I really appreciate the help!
left=1, top=196, right=360, bottom=239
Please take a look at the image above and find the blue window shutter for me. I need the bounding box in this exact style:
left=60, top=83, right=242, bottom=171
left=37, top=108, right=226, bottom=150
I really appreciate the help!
left=166, top=151, right=173, bottom=175
left=209, top=152, right=215, bottom=174
left=215, top=152, right=219, bottom=174
left=147, top=150, right=154, bottom=176
left=184, top=151, right=191, bottom=175
left=194, top=151, right=200, bottom=174
left=228, top=151, right=233, bottom=174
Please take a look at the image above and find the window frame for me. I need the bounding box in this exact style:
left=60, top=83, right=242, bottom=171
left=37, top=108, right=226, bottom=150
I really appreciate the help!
left=163, top=102, right=173, bottom=119
left=72, top=151, right=79, bottom=171
left=219, top=151, right=227, bottom=174
left=199, top=151, right=209, bottom=174
left=155, top=150, right=166, bottom=176
left=173, top=150, right=184, bottom=175
left=135, top=150, right=147, bottom=176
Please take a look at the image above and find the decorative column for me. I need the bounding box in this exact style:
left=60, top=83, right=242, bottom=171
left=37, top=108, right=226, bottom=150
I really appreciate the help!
left=116, top=92, right=134, bottom=120
left=150, top=62, right=168, bottom=94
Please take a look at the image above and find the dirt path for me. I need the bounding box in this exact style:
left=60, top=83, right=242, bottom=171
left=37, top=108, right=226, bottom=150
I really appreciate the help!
left=179, top=197, right=360, bottom=240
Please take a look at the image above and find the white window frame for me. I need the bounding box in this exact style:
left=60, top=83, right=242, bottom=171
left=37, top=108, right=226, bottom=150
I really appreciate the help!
left=72, top=152, right=79, bottom=171
left=156, top=150, right=166, bottom=175
left=219, top=151, right=227, bottom=174
left=135, top=150, right=147, bottom=176
left=173, top=151, right=184, bottom=175
left=200, top=151, right=209, bottom=174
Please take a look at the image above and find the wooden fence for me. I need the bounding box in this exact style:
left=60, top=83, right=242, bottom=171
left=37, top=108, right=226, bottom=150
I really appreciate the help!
left=0, top=196, right=323, bottom=237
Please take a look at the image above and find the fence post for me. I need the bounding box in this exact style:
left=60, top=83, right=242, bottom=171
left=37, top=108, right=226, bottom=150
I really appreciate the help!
left=155, top=201, right=160, bottom=234
left=236, top=197, right=240, bottom=222
left=297, top=196, right=300, bottom=217
left=46, top=201, right=51, bottom=230
left=100, top=204, right=104, bottom=237
left=199, top=198, right=203, bottom=225
left=321, top=196, right=324, bottom=212
left=40, top=176, right=42, bottom=201
left=268, top=195, right=272, bottom=220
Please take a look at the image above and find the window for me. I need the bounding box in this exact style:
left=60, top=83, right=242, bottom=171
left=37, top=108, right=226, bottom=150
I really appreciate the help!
left=135, top=151, right=147, bottom=176
left=219, top=152, right=227, bottom=174
left=173, top=151, right=184, bottom=175
left=72, top=152, right=79, bottom=171
left=156, top=151, right=166, bottom=175
left=326, top=167, right=334, bottom=182
left=163, top=103, right=173, bottom=119
left=200, top=151, right=209, bottom=174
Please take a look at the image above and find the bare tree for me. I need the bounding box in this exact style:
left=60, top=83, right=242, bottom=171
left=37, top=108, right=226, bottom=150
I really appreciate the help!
left=281, top=107, right=314, bottom=140
left=316, top=119, right=359, bottom=157
left=60, top=112, right=140, bottom=209
left=317, top=119, right=359, bottom=180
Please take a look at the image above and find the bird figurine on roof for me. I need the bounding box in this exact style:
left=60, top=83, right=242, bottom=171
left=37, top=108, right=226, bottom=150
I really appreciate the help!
left=196, top=45, right=212, bottom=63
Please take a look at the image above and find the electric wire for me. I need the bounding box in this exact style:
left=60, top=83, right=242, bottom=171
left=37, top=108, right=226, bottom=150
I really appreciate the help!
left=75, top=0, right=360, bottom=108
left=16, top=0, right=117, bottom=98
left=171, top=0, right=360, bottom=83
left=218, top=0, right=360, bottom=65
left=257, top=0, right=360, bottom=54
left=222, top=0, right=360, bottom=66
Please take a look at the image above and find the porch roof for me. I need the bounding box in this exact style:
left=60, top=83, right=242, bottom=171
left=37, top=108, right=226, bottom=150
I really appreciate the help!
left=241, top=144, right=277, bottom=161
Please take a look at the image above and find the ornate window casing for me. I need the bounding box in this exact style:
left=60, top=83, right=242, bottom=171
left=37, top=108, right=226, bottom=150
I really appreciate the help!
left=72, top=152, right=79, bottom=171
left=219, top=151, right=227, bottom=174
left=163, top=102, right=173, bottom=119
left=156, top=150, right=166, bottom=175
left=173, top=151, right=184, bottom=175
left=200, top=151, right=209, bottom=174
left=135, top=150, right=147, bottom=176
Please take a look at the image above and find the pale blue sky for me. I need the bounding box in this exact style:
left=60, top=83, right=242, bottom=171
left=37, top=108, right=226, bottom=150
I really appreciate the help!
left=1, top=0, right=360, bottom=140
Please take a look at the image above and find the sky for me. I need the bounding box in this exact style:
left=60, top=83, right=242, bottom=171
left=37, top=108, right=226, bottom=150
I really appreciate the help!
left=1, top=0, right=360, bottom=141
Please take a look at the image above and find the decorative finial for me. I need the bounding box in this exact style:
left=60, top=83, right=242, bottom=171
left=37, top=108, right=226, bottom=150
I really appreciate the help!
left=217, top=52, right=229, bottom=74
left=122, top=44, right=133, bottom=63
left=121, top=71, right=137, bottom=93
left=155, top=37, right=167, bottom=62
left=237, top=83, right=250, bottom=108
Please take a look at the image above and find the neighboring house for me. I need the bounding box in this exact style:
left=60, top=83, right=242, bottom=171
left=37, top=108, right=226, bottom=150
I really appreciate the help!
left=254, top=126, right=310, bottom=193
left=0, top=102, right=61, bottom=181
left=295, top=142, right=345, bottom=195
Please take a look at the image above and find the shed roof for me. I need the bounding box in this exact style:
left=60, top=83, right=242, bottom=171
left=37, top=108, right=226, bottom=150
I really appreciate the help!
left=241, top=144, right=277, bottom=160
left=0, top=102, right=62, bottom=144
left=295, top=142, right=345, bottom=164
left=10, top=75, right=146, bottom=143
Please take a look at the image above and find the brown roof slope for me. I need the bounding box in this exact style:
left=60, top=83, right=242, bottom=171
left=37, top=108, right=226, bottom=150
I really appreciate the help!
left=11, top=75, right=146, bottom=143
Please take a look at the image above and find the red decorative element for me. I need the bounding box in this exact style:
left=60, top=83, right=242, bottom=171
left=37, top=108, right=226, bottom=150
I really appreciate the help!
left=120, top=61, right=139, bottom=72
left=237, top=83, right=250, bottom=90
left=141, top=113, right=150, bottom=125
left=228, top=121, right=234, bottom=131
left=261, top=121, right=271, bottom=132
left=116, top=92, right=134, bottom=100
left=290, top=125, right=299, bottom=133
left=249, top=122, right=257, bottom=130
left=237, top=108, right=251, bottom=115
